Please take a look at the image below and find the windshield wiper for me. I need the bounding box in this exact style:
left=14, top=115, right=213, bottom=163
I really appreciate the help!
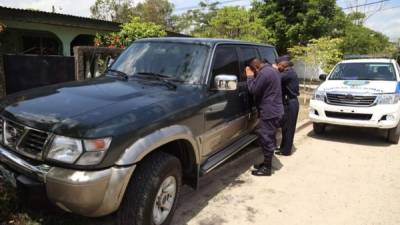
left=106, top=69, right=129, bottom=80
left=134, top=72, right=180, bottom=90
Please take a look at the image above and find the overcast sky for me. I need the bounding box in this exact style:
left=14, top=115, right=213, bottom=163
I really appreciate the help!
left=0, top=0, right=399, bottom=41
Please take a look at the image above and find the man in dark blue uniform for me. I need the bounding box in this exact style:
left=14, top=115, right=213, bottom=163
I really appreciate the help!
left=276, top=56, right=300, bottom=156
left=246, top=58, right=284, bottom=176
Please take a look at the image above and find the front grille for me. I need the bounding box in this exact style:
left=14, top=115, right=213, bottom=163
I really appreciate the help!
left=4, top=120, right=24, bottom=148
left=325, top=111, right=372, bottom=120
left=0, top=118, right=49, bottom=159
left=326, top=93, right=376, bottom=107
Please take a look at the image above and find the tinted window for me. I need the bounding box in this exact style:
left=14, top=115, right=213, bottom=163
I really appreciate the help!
left=240, top=47, right=259, bottom=65
left=329, top=63, right=396, bottom=81
left=111, top=42, right=209, bottom=83
left=212, top=46, right=240, bottom=78
left=259, top=47, right=277, bottom=64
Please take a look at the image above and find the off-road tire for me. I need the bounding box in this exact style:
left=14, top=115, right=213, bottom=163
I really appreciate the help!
left=313, top=123, right=326, bottom=135
left=387, top=123, right=400, bottom=144
left=118, top=152, right=182, bottom=225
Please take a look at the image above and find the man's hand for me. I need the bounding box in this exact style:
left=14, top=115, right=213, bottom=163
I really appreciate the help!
left=245, top=66, right=255, bottom=77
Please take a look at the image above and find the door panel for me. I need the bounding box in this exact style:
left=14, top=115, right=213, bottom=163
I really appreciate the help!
left=203, top=45, right=248, bottom=157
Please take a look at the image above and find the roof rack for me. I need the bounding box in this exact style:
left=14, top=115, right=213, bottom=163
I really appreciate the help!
left=343, top=54, right=393, bottom=60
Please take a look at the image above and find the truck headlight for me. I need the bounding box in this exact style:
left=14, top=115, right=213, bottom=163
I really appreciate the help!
left=312, top=90, right=325, bottom=101
left=47, top=136, right=83, bottom=164
left=46, top=136, right=111, bottom=165
left=77, top=138, right=112, bottom=165
left=376, top=94, right=400, bottom=105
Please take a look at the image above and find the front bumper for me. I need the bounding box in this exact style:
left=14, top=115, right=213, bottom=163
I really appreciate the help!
left=309, top=100, right=400, bottom=129
left=0, top=146, right=135, bottom=217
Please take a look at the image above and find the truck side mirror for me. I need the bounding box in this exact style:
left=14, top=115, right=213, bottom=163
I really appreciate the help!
left=213, top=75, right=238, bottom=91
left=319, top=74, right=327, bottom=81
left=106, top=57, right=115, bottom=68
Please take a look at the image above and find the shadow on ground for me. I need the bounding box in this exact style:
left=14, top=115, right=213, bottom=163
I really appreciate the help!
left=307, top=125, right=392, bottom=147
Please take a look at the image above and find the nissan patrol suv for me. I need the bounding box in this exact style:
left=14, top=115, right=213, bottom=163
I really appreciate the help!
left=310, top=57, right=400, bottom=144
left=0, top=38, right=277, bottom=225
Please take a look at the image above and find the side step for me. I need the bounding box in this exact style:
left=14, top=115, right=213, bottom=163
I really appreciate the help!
left=200, top=134, right=258, bottom=175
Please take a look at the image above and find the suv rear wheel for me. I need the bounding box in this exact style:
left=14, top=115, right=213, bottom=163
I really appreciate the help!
left=118, top=152, right=182, bottom=225
left=313, top=123, right=326, bottom=135
left=387, top=123, right=400, bottom=144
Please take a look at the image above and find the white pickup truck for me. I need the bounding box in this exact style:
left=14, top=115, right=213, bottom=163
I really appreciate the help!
left=309, top=58, right=400, bottom=144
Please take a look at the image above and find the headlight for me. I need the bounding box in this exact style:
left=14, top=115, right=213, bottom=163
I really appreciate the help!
left=376, top=94, right=400, bottom=105
left=47, top=136, right=111, bottom=165
left=312, top=90, right=325, bottom=101
left=47, top=136, right=83, bottom=164
left=77, top=138, right=112, bottom=165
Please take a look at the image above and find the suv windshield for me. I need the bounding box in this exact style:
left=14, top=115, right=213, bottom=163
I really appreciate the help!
left=329, top=62, right=397, bottom=81
left=110, top=42, right=209, bottom=83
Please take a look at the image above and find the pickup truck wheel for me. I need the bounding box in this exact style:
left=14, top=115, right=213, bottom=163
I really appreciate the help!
left=387, top=123, right=400, bottom=144
left=118, top=152, right=182, bottom=225
left=313, top=123, right=326, bottom=135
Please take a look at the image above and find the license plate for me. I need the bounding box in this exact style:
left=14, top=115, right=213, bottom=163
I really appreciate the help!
left=0, top=165, right=16, bottom=187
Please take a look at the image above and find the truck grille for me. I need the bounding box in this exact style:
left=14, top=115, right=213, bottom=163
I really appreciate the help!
left=325, top=111, right=372, bottom=120
left=0, top=118, right=49, bottom=159
left=326, top=93, right=376, bottom=107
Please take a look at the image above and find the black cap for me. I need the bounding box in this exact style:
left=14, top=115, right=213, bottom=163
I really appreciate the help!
left=276, top=55, right=290, bottom=63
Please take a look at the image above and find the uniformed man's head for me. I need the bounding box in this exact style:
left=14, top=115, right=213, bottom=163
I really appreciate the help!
left=277, top=61, right=291, bottom=72
left=248, top=58, right=264, bottom=74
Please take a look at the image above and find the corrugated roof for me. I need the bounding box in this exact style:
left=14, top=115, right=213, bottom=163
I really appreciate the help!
left=0, top=6, right=121, bottom=32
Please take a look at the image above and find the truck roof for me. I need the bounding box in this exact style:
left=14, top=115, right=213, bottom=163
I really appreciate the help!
left=340, top=58, right=394, bottom=64
left=136, top=37, right=275, bottom=48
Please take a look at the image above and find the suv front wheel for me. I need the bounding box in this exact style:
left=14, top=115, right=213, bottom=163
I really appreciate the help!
left=387, top=123, right=400, bottom=144
left=118, top=152, right=182, bottom=225
left=313, top=123, right=326, bottom=135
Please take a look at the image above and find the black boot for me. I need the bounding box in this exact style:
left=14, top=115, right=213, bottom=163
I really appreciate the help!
left=252, top=157, right=272, bottom=176
left=253, top=162, right=264, bottom=170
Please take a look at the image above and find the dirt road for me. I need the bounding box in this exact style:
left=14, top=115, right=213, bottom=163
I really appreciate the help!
left=173, top=125, right=400, bottom=225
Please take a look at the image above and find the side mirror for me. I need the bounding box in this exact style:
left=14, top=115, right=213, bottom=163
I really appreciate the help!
left=106, top=56, right=115, bottom=68
left=214, top=75, right=238, bottom=91
left=319, top=74, right=327, bottom=81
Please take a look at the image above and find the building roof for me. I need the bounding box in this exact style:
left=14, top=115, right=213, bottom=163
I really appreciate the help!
left=138, top=37, right=275, bottom=47
left=0, top=6, right=120, bottom=32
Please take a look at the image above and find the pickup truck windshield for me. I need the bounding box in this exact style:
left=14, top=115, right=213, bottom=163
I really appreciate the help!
left=110, top=42, right=209, bottom=83
left=329, top=62, right=397, bottom=81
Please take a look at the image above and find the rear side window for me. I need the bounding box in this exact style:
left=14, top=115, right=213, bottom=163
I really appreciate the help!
left=259, top=47, right=277, bottom=64
left=212, top=46, right=240, bottom=78
left=239, top=46, right=259, bottom=79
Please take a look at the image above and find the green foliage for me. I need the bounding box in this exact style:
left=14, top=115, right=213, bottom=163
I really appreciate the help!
left=195, top=6, right=275, bottom=44
left=289, top=37, right=343, bottom=73
left=90, top=0, right=133, bottom=23
left=90, top=0, right=174, bottom=29
left=252, top=0, right=347, bottom=53
left=95, top=17, right=166, bottom=48
left=341, top=22, right=395, bottom=56
left=172, top=1, right=219, bottom=34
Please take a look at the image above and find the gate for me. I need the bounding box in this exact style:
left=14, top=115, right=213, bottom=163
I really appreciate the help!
left=3, top=54, right=75, bottom=94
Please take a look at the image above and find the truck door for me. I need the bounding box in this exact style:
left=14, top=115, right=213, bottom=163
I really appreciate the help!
left=202, top=45, right=248, bottom=157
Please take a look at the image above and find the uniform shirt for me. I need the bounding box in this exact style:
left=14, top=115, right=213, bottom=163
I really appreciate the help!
left=247, top=64, right=284, bottom=120
left=281, top=67, right=300, bottom=100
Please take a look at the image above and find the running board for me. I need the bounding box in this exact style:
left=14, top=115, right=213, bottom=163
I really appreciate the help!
left=200, top=134, right=258, bottom=175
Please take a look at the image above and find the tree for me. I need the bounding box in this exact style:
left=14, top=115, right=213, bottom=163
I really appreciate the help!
left=90, top=0, right=133, bottom=23
left=289, top=37, right=343, bottom=74
left=195, top=6, right=275, bottom=44
left=252, top=0, right=347, bottom=53
left=172, top=1, right=219, bottom=34
left=90, top=0, right=175, bottom=29
left=95, top=17, right=166, bottom=48
left=341, top=22, right=395, bottom=56
left=133, top=0, right=174, bottom=29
